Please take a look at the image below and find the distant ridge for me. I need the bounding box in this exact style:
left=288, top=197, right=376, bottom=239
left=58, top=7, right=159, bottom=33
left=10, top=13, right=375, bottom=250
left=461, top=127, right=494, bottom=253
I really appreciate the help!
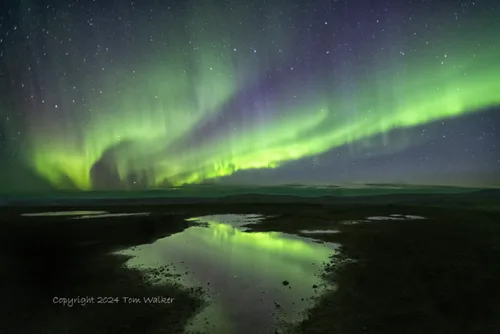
left=1, top=186, right=498, bottom=208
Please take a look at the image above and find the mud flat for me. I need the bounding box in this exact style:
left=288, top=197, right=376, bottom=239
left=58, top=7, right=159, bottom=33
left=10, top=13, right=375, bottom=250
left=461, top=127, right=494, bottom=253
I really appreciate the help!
left=0, top=189, right=499, bottom=333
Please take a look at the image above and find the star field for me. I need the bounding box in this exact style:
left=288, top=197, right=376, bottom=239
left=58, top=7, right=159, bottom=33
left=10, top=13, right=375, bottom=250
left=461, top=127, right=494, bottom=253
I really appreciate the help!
left=0, top=0, right=499, bottom=191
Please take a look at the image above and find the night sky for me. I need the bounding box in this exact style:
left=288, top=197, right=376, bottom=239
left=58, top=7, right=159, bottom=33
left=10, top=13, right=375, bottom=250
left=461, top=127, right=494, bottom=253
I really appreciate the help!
left=0, top=0, right=499, bottom=192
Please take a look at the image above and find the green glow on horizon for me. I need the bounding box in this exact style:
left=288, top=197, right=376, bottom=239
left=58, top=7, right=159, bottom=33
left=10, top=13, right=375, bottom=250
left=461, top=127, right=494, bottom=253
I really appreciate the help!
left=20, top=12, right=500, bottom=190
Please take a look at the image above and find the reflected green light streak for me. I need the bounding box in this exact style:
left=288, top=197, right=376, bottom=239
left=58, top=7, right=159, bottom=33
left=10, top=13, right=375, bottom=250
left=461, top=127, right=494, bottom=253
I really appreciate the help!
left=122, top=222, right=335, bottom=282
left=118, top=217, right=338, bottom=333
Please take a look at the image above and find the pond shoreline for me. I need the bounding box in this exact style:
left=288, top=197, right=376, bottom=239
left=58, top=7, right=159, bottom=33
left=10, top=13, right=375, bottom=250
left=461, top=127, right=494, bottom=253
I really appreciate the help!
left=0, top=194, right=499, bottom=333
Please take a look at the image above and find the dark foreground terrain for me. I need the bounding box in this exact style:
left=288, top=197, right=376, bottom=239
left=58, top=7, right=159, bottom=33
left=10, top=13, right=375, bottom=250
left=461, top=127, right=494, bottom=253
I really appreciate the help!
left=0, top=190, right=499, bottom=333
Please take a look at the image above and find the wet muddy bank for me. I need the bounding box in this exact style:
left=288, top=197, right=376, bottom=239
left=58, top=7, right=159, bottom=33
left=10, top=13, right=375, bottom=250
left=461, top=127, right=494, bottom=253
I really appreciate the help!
left=0, top=212, right=205, bottom=334
left=286, top=209, right=500, bottom=334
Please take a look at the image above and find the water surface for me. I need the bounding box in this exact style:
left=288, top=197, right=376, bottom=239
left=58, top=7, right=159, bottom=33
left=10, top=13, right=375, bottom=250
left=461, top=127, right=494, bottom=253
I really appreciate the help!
left=21, top=211, right=107, bottom=217
left=341, top=214, right=428, bottom=224
left=300, top=230, right=341, bottom=234
left=117, top=214, right=339, bottom=333
left=71, top=212, right=150, bottom=219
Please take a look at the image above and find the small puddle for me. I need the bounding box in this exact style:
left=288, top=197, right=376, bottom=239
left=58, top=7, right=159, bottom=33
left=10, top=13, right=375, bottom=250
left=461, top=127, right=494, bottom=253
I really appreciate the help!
left=300, top=230, right=341, bottom=234
left=186, top=213, right=264, bottom=231
left=117, top=214, right=339, bottom=333
left=20, top=211, right=151, bottom=219
left=21, top=211, right=107, bottom=217
left=366, top=214, right=427, bottom=221
left=71, top=212, right=150, bottom=219
left=341, top=214, right=427, bottom=224
left=366, top=216, right=407, bottom=221
left=401, top=215, right=426, bottom=220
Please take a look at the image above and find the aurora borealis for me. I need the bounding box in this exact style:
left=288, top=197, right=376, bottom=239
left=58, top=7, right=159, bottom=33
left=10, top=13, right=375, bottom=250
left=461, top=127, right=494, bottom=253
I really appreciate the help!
left=0, top=0, right=499, bottom=191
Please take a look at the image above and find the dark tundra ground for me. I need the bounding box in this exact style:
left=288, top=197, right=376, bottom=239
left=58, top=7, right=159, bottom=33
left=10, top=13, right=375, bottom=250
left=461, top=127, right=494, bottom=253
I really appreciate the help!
left=0, top=188, right=499, bottom=333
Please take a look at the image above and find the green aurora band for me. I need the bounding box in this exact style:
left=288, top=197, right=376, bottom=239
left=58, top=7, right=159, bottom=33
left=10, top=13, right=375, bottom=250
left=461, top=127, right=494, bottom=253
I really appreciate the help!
left=18, top=8, right=500, bottom=190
